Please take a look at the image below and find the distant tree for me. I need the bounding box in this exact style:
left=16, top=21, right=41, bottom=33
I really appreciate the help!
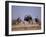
left=24, top=15, right=32, bottom=23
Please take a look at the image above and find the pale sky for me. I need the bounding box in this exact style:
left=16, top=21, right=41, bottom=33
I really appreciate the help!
left=12, top=6, right=41, bottom=20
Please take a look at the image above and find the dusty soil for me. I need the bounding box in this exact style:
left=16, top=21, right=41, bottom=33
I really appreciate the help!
left=12, top=21, right=41, bottom=31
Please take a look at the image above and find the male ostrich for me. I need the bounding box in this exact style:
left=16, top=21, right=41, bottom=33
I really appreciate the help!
left=24, top=15, right=33, bottom=24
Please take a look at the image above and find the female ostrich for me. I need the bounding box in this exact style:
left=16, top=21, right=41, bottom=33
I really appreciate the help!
left=35, top=16, right=41, bottom=25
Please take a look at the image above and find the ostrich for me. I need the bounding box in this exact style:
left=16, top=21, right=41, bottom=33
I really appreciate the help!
left=12, top=17, right=22, bottom=25
left=16, top=17, right=22, bottom=24
left=24, top=15, right=33, bottom=24
left=35, top=16, right=41, bottom=25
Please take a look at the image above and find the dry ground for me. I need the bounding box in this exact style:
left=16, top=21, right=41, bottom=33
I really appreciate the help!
left=12, top=21, right=41, bottom=31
